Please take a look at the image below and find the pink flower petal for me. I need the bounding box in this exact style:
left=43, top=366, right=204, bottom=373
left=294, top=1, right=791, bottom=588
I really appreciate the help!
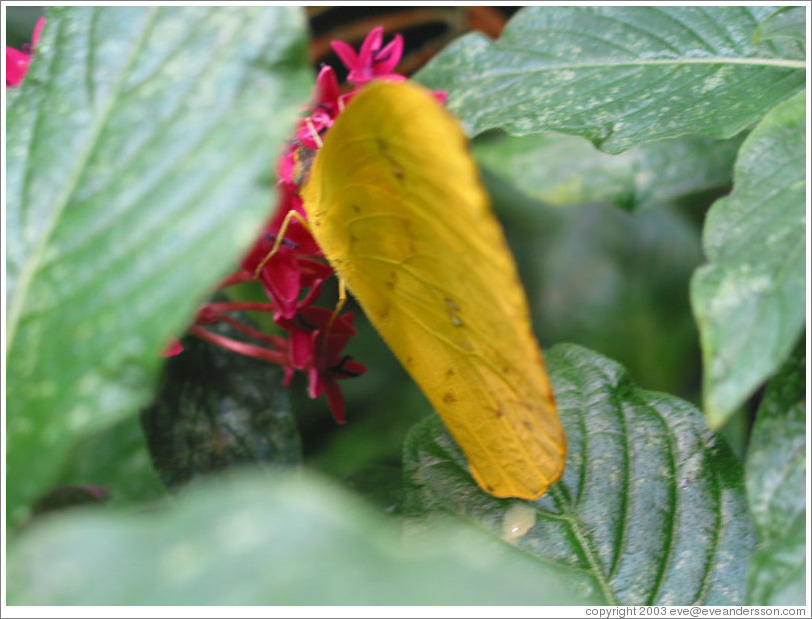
left=330, top=39, right=359, bottom=70
left=324, top=379, right=347, bottom=423
left=289, top=327, right=313, bottom=369
left=307, top=366, right=323, bottom=399
left=331, top=356, right=366, bottom=380
left=6, top=47, right=31, bottom=88
left=373, top=34, right=404, bottom=75
left=161, top=338, right=184, bottom=357
left=358, top=26, right=384, bottom=66
left=277, top=151, right=296, bottom=183
left=432, top=90, right=449, bottom=105
left=32, top=17, right=46, bottom=48
left=259, top=251, right=302, bottom=319
left=315, top=65, right=341, bottom=111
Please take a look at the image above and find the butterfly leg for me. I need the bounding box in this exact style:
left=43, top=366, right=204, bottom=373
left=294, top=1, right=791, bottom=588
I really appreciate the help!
left=253, top=209, right=312, bottom=279
left=318, top=276, right=348, bottom=358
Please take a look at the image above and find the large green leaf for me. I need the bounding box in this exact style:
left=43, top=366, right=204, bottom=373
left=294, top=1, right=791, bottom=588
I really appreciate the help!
left=416, top=6, right=804, bottom=153
left=404, top=344, right=754, bottom=605
left=746, top=340, right=806, bottom=605
left=5, top=6, right=312, bottom=525
left=690, top=90, right=806, bottom=428
left=472, top=132, right=742, bottom=211
left=7, top=472, right=601, bottom=605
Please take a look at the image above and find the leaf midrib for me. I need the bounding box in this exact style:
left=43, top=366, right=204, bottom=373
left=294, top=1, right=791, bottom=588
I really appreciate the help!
left=473, top=56, right=806, bottom=80
left=6, top=7, right=160, bottom=352
left=550, top=484, right=619, bottom=604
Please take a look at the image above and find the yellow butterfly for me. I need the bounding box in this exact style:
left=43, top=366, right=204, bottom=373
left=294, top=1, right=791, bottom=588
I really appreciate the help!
left=301, top=80, right=566, bottom=499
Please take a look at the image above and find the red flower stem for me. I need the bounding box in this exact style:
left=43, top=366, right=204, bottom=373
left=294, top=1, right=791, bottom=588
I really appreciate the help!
left=205, top=301, right=277, bottom=315
left=218, top=270, right=255, bottom=288
left=190, top=326, right=288, bottom=365
left=218, top=315, right=289, bottom=349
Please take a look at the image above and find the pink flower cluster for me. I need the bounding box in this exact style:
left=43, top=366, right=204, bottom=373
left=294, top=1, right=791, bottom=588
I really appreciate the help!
left=6, top=17, right=45, bottom=87
left=184, top=27, right=424, bottom=423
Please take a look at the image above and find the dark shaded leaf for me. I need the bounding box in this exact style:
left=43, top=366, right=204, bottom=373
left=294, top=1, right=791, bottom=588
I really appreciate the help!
left=404, top=344, right=754, bottom=605
left=30, top=485, right=109, bottom=519
left=141, top=326, right=300, bottom=491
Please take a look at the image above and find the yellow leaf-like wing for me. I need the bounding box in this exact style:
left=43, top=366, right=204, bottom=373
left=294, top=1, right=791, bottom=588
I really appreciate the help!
left=301, top=80, right=566, bottom=499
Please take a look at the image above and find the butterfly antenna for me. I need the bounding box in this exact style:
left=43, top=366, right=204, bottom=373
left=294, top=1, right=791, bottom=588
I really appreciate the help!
left=305, top=117, right=323, bottom=148
left=321, top=277, right=348, bottom=358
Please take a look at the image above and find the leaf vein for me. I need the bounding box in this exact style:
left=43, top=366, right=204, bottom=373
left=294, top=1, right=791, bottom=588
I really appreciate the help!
left=7, top=7, right=160, bottom=349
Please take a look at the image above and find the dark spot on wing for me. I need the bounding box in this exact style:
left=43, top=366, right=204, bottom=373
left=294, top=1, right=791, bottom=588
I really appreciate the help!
left=385, top=270, right=398, bottom=291
left=376, top=138, right=405, bottom=183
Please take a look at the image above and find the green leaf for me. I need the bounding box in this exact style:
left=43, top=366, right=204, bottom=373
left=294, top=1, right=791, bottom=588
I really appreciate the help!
left=344, top=465, right=404, bottom=514
left=690, top=90, right=806, bottom=428
left=141, top=327, right=300, bottom=491
left=416, top=6, right=804, bottom=153
left=753, top=7, right=807, bottom=48
left=7, top=472, right=601, bottom=605
left=404, top=344, right=754, bottom=605
left=746, top=339, right=806, bottom=605
left=5, top=6, right=312, bottom=525
left=473, top=132, right=743, bottom=211
left=54, top=415, right=166, bottom=507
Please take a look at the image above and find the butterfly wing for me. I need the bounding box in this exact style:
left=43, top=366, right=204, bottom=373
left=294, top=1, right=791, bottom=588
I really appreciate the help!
left=302, top=80, right=566, bottom=499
